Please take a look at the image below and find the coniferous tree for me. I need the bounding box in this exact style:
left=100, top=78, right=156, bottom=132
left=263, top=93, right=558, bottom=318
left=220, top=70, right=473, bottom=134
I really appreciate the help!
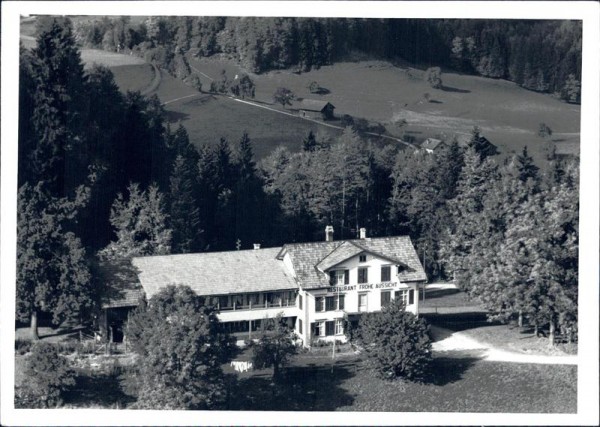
left=169, top=155, right=202, bottom=254
left=17, top=184, right=93, bottom=340
left=28, top=17, right=88, bottom=198
left=98, top=183, right=172, bottom=260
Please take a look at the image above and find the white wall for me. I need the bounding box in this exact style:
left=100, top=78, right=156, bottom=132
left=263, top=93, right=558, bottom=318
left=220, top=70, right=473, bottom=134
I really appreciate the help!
left=303, top=251, right=421, bottom=344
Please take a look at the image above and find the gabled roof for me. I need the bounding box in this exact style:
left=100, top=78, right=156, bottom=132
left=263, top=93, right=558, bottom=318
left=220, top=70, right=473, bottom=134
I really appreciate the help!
left=278, top=236, right=427, bottom=289
left=315, top=241, right=364, bottom=271
left=295, top=99, right=334, bottom=112
left=421, top=138, right=445, bottom=151
left=133, top=247, right=297, bottom=299
left=315, top=240, right=409, bottom=272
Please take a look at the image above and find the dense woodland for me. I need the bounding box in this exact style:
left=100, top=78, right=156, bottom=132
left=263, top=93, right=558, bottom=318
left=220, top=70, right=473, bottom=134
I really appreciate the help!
left=17, top=18, right=578, bottom=346
left=67, top=16, right=582, bottom=102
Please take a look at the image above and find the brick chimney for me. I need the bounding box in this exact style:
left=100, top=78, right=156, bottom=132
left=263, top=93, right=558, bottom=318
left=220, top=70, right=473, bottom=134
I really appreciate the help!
left=359, top=228, right=367, bottom=239
left=325, top=225, right=334, bottom=242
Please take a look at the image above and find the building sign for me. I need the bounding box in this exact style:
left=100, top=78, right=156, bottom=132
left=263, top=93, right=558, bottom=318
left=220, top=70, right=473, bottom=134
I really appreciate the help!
left=327, top=282, right=404, bottom=293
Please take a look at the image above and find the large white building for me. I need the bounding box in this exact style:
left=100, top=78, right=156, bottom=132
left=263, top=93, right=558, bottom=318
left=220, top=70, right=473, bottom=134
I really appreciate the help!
left=108, top=227, right=427, bottom=347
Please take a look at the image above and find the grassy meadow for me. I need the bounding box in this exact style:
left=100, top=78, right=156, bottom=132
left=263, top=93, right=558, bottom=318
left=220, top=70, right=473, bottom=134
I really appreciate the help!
left=187, top=56, right=580, bottom=164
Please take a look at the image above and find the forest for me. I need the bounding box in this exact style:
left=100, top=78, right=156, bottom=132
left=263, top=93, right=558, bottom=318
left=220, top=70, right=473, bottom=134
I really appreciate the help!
left=17, top=18, right=578, bottom=345
left=68, top=16, right=582, bottom=103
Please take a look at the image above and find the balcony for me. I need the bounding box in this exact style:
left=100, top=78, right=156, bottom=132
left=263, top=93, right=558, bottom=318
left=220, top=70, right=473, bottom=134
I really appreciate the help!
left=218, top=299, right=296, bottom=312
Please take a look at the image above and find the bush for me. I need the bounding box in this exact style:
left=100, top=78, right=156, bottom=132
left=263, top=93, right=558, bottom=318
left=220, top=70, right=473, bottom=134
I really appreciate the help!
left=425, top=67, right=443, bottom=89
left=19, top=342, right=75, bottom=408
left=357, top=299, right=432, bottom=381
left=15, top=338, right=32, bottom=355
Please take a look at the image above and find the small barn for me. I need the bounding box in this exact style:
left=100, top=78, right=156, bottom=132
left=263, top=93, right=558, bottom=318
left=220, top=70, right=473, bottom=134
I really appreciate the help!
left=420, top=138, right=446, bottom=154
left=295, top=99, right=335, bottom=120
left=97, top=260, right=145, bottom=343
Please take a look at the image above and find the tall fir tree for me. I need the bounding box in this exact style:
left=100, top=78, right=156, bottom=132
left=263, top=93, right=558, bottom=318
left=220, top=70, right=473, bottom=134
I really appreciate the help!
left=17, top=184, right=93, bottom=340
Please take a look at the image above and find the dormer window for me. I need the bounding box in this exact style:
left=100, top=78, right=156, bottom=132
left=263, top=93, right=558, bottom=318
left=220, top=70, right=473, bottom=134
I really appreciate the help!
left=329, top=269, right=349, bottom=285
left=359, top=254, right=367, bottom=263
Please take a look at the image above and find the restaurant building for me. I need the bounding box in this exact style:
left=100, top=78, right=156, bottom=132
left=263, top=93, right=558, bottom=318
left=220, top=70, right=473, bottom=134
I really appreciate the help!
left=130, top=227, right=427, bottom=347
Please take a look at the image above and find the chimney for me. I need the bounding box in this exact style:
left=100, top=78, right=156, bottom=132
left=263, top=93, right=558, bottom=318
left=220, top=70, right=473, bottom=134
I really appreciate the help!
left=253, top=243, right=261, bottom=250
left=359, top=228, right=367, bottom=239
left=325, top=225, right=334, bottom=242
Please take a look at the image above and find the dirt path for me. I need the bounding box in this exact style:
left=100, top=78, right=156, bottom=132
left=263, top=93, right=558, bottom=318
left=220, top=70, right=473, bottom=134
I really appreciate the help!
left=141, top=63, right=162, bottom=97
left=430, top=325, right=578, bottom=365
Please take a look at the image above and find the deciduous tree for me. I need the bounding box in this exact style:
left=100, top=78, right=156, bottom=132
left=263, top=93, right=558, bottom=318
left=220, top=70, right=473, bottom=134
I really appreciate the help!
left=250, top=313, right=298, bottom=381
left=126, top=285, right=237, bottom=409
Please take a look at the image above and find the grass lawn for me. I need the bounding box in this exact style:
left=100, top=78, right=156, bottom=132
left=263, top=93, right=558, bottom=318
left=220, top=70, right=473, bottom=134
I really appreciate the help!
left=225, top=351, right=576, bottom=412
left=159, top=93, right=341, bottom=158
left=189, top=56, right=580, bottom=167
left=110, top=64, right=155, bottom=94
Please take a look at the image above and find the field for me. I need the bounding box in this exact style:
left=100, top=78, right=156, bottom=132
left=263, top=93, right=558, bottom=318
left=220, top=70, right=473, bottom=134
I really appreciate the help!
left=187, top=56, right=580, bottom=164
left=110, top=64, right=155, bottom=94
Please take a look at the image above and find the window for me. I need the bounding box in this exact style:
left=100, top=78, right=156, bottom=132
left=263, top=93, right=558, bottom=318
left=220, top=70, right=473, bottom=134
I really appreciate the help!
left=299, top=294, right=303, bottom=310
left=325, top=321, right=335, bottom=336
left=316, top=296, right=325, bottom=312
left=358, top=267, right=369, bottom=284
left=359, top=254, right=367, bottom=263
left=330, top=269, right=349, bottom=285
left=317, top=321, right=325, bottom=337
left=395, top=289, right=408, bottom=305
left=298, top=319, right=303, bottom=335
left=320, top=294, right=345, bottom=311
left=409, top=289, right=415, bottom=305
left=359, top=293, right=368, bottom=312
left=335, top=319, right=344, bottom=335
left=381, top=291, right=391, bottom=308
left=381, top=265, right=391, bottom=282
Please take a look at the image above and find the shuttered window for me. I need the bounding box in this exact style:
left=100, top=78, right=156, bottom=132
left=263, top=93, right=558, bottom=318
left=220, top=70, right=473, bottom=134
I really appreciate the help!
left=409, top=289, right=415, bottom=305
left=358, top=267, right=368, bottom=284
left=325, top=321, right=335, bottom=336
left=326, top=296, right=336, bottom=311
left=381, top=291, right=391, bottom=308
left=381, top=265, right=391, bottom=282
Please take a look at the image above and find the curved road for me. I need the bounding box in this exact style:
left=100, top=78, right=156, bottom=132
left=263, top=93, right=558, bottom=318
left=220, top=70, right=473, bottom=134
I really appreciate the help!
left=430, top=325, right=578, bottom=365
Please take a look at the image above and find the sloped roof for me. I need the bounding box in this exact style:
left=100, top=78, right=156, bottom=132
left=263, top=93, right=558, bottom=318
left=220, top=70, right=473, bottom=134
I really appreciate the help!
left=316, top=241, right=364, bottom=271
left=554, top=142, right=579, bottom=156
left=421, top=138, right=445, bottom=151
left=132, top=247, right=297, bottom=299
left=99, top=260, right=145, bottom=309
left=278, top=236, right=427, bottom=289
left=295, top=99, right=334, bottom=112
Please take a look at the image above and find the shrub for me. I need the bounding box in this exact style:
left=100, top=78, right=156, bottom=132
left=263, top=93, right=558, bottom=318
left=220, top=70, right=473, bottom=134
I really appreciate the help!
left=357, top=299, right=432, bottom=381
left=19, top=342, right=75, bottom=408
left=424, top=67, right=443, bottom=89
left=15, top=338, right=32, bottom=355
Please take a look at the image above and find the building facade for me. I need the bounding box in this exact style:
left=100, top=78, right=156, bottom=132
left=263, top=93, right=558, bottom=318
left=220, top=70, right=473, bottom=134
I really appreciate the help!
left=129, top=227, right=427, bottom=347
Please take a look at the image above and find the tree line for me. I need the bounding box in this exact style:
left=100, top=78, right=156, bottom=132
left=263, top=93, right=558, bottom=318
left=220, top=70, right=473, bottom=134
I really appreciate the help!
left=65, top=16, right=581, bottom=102
left=17, top=18, right=578, bottom=347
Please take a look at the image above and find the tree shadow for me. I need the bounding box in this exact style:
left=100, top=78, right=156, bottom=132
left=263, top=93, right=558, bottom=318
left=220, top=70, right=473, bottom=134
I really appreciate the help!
left=422, top=356, right=480, bottom=386
left=63, top=369, right=136, bottom=408
left=164, top=110, right=190, bottom=122
left=312, top=88, right=331, bottom=95
left=441, top=85, right=471, bottom=94
left=424, top=312, right=493, bottom=332
left=428, top=99, right=443, bottom=104
left=226, top=362, right=356, bottom=411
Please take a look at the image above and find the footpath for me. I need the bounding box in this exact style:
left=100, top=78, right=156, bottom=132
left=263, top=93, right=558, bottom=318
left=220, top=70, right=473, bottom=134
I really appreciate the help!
left=430, top=325, right=578, bottom=365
